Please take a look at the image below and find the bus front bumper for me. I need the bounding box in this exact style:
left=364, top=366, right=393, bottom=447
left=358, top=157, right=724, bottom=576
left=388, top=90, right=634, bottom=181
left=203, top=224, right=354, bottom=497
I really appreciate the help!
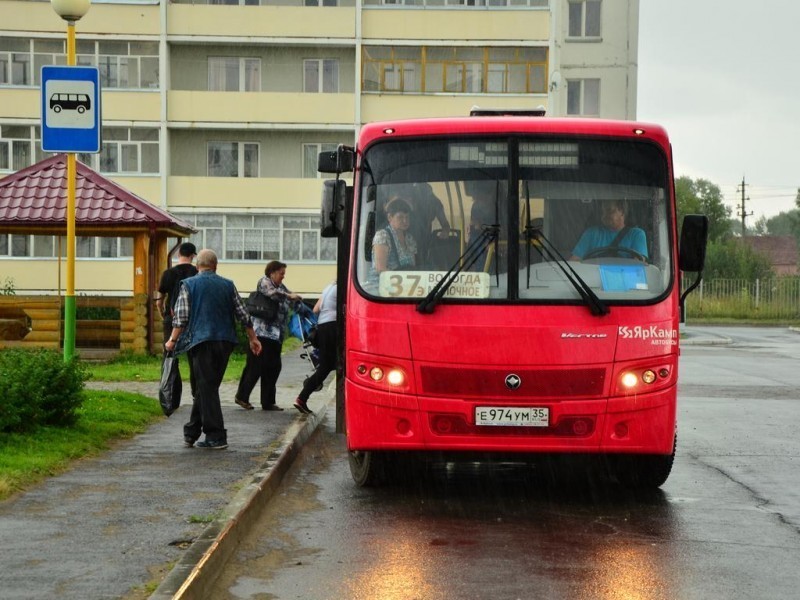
left=344, top=379, right=676, bottom=456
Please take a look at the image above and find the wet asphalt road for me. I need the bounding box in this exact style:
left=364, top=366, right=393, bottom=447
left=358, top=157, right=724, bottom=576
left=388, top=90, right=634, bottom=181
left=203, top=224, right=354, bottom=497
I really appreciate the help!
left=210, top=327, right=800, bottom=600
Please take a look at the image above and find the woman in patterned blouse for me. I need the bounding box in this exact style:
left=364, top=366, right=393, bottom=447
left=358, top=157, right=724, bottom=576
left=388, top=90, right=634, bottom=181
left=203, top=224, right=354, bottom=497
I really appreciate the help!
left=371, top=197, right=418, bottom=280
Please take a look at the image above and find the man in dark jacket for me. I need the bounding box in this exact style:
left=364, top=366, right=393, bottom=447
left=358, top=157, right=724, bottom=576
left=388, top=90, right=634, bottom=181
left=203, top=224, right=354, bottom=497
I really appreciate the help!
left=164, top=249, right=261, bottom=449
left=157, top=242, right=198, bottom=397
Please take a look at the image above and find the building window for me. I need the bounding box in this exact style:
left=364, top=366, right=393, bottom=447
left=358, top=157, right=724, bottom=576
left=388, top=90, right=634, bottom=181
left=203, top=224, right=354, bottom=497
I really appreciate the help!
left=79, top=40, right=159, bottom=89
left=566, top=78, right=600, bottom=115
left=176, top=213, right=336, bottom=263
left=303, top=59, right=339, bottom=93
left=207, top=142, right=259, bottom=178
left=1, top=124, right=159, bottom=174
left=0, top=37, right=38, bottom=86
left=302, top=143, right=338, bottom=178
left=73, top=127, right=159, bottom=174
left=363, top=46, right=547, bottom=94
left=0, top=37, right=158, bottom=89
left=0, top=235, right=133, bottom=258
left=205, top=0, right=261, bottom=4
left=0, top=124, right=37, bottom=171
left=362, top=0, right=548, bottom=5
left=568, top=0, right=601, bottom=38
left=304, top=0, right=339, bottom=6
left=208, top=57, right=261, bottom=91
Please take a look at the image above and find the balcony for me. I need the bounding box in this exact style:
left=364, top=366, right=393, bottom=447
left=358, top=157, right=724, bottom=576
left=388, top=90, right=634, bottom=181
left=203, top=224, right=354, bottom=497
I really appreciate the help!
left=167, top=91, right=356, bottom=126
left=0, top=0, right=160, bottom=36
left=167, top=5, right=356, bottom=40
left=361, top=93, right=549, bottom=123
left=167, top=176, right=326, bottom=209
left=362, top=8, right=549, bottom=42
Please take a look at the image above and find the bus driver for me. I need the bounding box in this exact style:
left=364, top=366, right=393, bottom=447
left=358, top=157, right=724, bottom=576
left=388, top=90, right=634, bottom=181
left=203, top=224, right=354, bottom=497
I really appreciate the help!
left=570, top=199, right=648, bottom=261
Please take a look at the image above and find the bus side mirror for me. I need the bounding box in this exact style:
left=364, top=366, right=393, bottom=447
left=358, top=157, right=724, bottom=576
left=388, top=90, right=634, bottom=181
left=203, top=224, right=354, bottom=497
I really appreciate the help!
left=321, top=179, right=347, bottom=238
left=318, top=144, right=355, bottom=174
left=678, top=214, right=709, bottom=272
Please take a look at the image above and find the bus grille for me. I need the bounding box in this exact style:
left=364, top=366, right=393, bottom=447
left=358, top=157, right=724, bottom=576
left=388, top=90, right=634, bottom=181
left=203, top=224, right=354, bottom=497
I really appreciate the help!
left=419, top=366, right=605, bottom=399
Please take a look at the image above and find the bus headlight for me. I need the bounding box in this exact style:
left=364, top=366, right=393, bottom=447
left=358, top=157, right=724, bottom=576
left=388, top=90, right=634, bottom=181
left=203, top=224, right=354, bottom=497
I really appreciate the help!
left=351, top=351, right=415, bottom=394
left=386, top=369, right=405, bottom=386
left=620, top=372, right=638, bottom=388
left=615, top=362, right=675, bottom=395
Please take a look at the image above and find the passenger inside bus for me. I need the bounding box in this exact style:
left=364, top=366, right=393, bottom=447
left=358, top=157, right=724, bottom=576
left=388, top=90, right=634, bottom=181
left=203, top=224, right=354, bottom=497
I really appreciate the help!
left=405, top=183, right=451, bottom=256
left=370, top=197, right=418, bottom=282
left=466, top=180, right=507, bottom=272
left=569, top=199, right=648, bottom=262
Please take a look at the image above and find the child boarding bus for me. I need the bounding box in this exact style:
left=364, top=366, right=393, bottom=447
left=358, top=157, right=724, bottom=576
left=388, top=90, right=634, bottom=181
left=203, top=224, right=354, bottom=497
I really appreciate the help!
left=318, top=109, right=708, bottom=489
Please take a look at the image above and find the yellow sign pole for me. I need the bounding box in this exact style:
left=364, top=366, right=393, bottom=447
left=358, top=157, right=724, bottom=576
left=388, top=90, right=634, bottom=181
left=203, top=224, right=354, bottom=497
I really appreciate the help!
left=63, top=20, right=77, bottom=361
left=51, top=0, right=91, bottom=360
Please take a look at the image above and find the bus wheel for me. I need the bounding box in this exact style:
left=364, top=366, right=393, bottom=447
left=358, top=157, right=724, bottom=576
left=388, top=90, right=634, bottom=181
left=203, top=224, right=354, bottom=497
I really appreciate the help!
left=612, top=438, right=676, bottom=489
left=348, top=450, right=385, bottom=487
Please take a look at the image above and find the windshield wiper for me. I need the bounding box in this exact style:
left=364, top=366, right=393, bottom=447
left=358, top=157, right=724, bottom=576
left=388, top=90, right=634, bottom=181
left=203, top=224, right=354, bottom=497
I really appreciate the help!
left=526, top=226, right=609, bottom=317
left=417, top=224, right=499, bottom=314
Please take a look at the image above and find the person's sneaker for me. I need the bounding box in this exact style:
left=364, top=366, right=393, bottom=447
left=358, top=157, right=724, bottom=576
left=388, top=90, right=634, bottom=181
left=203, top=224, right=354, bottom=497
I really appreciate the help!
left=195, top=439, right=228, bottom=450
left=262, top=405, right=284, bottom=411
left=235, top=397, right=254, bottom=410
left=293, top=398, right=313, bottom=415
left=184, top=438, right=196, bottom=448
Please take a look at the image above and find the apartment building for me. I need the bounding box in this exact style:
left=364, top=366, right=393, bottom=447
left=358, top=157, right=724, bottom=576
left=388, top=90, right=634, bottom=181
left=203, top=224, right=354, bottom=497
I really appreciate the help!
left=0, top=0, right=639, bottom=297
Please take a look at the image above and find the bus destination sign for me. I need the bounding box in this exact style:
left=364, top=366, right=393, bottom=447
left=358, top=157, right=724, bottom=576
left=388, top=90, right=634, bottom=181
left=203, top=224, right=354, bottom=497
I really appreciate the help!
left=379, top=271, right=490, bottom=299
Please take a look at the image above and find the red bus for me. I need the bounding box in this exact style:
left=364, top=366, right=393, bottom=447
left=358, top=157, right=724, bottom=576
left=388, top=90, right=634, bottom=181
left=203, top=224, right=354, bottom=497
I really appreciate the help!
left=318, top=111, right=708, bottom=489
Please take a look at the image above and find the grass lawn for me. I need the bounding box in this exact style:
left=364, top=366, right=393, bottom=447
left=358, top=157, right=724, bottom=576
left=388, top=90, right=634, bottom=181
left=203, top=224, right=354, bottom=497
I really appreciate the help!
left=0, top=390, right=163, bottom=502
left=84, top=338, right=301, bottom=383
left=0, top=339, right=302, bottom=502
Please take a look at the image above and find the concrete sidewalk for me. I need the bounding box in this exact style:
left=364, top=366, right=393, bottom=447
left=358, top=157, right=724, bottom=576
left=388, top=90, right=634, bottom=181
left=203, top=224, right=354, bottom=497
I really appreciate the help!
left=0, top=349, right=332, bottom=600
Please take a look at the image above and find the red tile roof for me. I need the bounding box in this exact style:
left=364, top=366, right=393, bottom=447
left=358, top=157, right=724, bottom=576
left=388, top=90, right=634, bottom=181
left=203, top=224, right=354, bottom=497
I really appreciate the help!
left=738, top=235, right=798, bottom=265
left=0, top=154, right=194, bottom=235
left=737, top=235, right=799, bottom=275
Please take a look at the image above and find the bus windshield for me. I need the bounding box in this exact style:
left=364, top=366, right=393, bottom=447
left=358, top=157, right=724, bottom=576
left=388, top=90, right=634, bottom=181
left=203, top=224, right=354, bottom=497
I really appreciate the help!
left=354, top=136, right=672, bottom=305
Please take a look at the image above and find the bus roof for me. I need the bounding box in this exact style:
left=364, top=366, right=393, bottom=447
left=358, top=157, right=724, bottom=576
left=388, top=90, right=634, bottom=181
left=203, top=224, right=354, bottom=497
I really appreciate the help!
left=359, top=116, right=670, bottom=149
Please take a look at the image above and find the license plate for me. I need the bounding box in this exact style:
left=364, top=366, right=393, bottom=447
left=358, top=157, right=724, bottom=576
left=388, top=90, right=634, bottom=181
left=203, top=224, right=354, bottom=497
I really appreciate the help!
left=475, top=406, right=549, bottom=427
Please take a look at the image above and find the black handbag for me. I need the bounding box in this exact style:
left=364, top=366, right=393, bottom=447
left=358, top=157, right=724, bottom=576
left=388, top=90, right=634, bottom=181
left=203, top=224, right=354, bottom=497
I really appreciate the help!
left=246, top=290, right=279, bottom=321
left=159, top=352, right=182, bottom=417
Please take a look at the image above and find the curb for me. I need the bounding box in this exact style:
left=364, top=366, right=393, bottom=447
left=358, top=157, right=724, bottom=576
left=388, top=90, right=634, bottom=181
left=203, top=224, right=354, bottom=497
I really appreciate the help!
left=149, top=400, right=329, bottom=600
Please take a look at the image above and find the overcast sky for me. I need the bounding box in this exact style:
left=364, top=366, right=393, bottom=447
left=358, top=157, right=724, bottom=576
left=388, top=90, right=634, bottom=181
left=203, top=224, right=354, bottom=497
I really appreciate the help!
left=637, top=0, right=799, bottom=223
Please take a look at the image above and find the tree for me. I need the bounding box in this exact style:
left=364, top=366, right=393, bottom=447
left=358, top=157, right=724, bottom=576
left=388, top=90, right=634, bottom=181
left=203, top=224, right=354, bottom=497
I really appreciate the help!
left=764, top=210, right=800, bottom=236
left=702, top=239, right=774, bottom=280
left=675, top=176, right=731, bottom=243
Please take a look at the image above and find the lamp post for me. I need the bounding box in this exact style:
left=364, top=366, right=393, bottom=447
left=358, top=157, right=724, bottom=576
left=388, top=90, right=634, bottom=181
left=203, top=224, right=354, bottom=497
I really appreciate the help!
left=50, top=0, right=91, bottom=362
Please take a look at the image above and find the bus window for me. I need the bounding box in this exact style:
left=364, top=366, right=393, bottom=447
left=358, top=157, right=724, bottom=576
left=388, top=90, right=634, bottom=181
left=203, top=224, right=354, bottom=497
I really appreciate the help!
left=354, top=137, right=670, bottom=303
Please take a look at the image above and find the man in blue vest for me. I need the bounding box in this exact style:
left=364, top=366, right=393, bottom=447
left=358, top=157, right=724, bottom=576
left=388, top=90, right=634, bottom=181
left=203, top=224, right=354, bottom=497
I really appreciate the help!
left=164, top=249, right=261, bottom=449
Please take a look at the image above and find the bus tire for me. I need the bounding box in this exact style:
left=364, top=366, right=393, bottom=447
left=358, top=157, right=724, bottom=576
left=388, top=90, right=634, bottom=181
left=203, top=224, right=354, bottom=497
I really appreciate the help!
left=612, top=436, right=676, bottom=489
left=348, top=450, right=385, bottom=487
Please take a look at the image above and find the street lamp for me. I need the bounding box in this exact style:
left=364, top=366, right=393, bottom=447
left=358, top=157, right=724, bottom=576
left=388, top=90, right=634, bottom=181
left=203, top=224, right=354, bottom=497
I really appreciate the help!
left=50, top=0, right=91, bottom=362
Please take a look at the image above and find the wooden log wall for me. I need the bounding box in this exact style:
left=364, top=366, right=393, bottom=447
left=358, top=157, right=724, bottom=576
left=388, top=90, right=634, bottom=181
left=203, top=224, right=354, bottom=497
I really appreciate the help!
left=0, top=295, right=151, bottom=355
left=120, top=293, right=149, bottom=354
left=0, top=296, right=60, bottom=349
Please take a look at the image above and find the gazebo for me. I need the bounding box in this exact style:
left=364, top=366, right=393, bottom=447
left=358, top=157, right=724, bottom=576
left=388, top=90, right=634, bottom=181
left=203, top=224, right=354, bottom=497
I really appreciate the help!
left=0, top=154, right=195, bottom=354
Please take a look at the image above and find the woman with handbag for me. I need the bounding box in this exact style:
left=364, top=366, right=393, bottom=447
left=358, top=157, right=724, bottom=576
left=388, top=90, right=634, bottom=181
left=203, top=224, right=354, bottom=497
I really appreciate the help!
left=235, top=260, right=302, bottom=411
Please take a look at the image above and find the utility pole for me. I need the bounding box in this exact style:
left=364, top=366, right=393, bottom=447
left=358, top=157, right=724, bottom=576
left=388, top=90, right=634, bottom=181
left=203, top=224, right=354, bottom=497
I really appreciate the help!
left=736, top=176, right=753, bottom=236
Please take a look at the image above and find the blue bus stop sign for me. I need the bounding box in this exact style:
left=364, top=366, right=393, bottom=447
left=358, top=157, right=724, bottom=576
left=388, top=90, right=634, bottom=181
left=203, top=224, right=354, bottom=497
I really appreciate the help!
left=41, top=65, right=101, bottom=153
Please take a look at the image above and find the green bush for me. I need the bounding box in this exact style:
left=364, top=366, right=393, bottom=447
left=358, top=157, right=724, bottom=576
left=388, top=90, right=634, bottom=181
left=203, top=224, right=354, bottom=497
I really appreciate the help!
left=0, top=349, right=88, bottom=433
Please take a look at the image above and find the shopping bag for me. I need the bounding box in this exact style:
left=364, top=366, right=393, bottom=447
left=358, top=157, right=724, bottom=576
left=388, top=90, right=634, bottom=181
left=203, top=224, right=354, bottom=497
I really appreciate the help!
left=159, top=352, right=183, bottom=417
